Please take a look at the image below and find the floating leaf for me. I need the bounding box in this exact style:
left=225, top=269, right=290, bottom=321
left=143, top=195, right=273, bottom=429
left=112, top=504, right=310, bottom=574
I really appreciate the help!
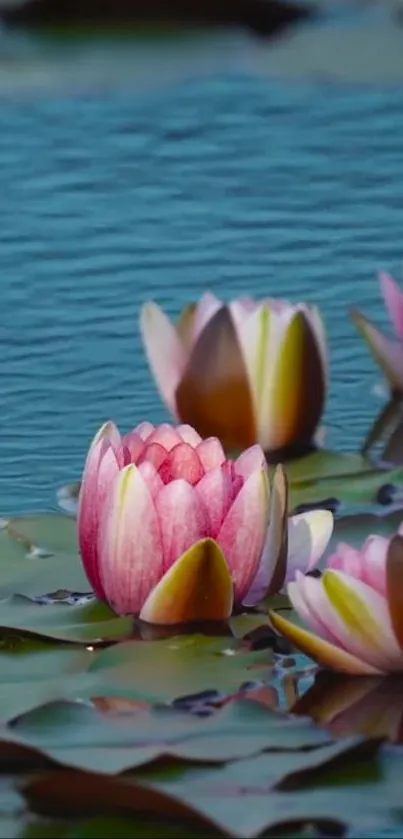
left=0, top=516, right=88, bottom=599
left=21, top=738, right=397, bottom=838
left=0, top=698, right=332, bottom=774
left=88, top=635, right=271, bottom=705
left=0, top=597, right=132, bottom=644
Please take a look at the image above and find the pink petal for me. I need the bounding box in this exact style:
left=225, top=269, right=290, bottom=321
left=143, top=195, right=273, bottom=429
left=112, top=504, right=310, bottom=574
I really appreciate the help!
left=319, top=571, right=402, bottom=671
left=288, top=572, right=343, bottom=645
left=285, top=510, right=334, bottom=582
left=140, top=303, right=187, bottom=416
left=380, top=271, right=403, bottom=342
left=362, top=536, right=388, bottom=595
left=138, top=442, right=168, bottom=471
left=352, top=309, right=403, bottom=392
left=177, top=424, right=202, bottom=446
left=242, top=463, right=287, bottom=606
left=154, top=479, right=209, bottom=571
left=78, top=438, right=120, bottom=600
left=217, top=467, right=269, bottom=603
left=145, top=423, right=183, bottom=451
left=196, top=437, right=226, bottom=471
left=234, top=444, right=266, bottom=480
left=134, top=421, right=155, bottom=441
left=137, top=461, right=164, bottom=501
left=122, top=431, right=146, bottom=464
left=192, top=292, right=223, bottom=343
left=158, top=442, right=205, bottom=486
left=327, top=536, right=388, bottom=597
left=196, top=465, right=234, bottom=537
left=98, top=464, right=163, bottom=615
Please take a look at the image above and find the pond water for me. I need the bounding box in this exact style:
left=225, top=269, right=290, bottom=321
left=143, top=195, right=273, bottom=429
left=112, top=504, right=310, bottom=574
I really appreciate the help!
left=2, top=70, right=403, bottom=515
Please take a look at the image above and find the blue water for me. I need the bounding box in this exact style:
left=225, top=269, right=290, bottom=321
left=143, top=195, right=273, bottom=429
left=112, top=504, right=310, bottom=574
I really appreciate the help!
left=2, top=75, right=403, bottom=514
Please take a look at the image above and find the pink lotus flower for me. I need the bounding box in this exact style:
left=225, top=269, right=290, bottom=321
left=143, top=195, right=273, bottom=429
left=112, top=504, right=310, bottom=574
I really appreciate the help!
left=78, top=421, right=333, bottom=625
left=270, top=528, right=403, bottom=674
left=140, top=293, right=328, bottom=454
left=352, top=271, right=403, bottom=393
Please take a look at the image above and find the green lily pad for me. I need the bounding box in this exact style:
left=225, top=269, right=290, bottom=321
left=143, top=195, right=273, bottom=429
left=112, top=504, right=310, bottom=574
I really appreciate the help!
left=0, top=597, right=132, bottom=645
left=20, top=738, right=396, bottom=838
left=88, top=635, right=270, bottom=705
left=0, top=640, right=94, bottom=722
left=2, top=698, right=332, bottom=775
left=0, top=516, right=88, bottom=600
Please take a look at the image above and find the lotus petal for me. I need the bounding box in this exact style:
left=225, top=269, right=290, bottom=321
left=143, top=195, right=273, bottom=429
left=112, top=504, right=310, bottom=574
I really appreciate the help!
left=139, top=538, right=233, bottom=625
left=123, top=430, right=146, bottom=463
left=138, top=442, right=168, bottom=471
left=137, top=461, right=164, bottom=501
left=380, top=271, right=403, bottom=342
left=269, top=610, right=382, bottom=675
left=134, top=421, right=155, bottom=441
left=322, top=570, right=403, bottom=671
left=286, top=509, right=334, bottom=582
left=352, top=309, right=403, bottom=392
left=217, top=466, right=269, bottom=602
left=175, top=306, right=256, bottom=451
left=267, top=310, right=326, bottom=451
left=98, top=464, right=163, bottom=615
left=155, top=479, right=209, bottom=572
left=234, top=444, right=266, bottom=480
left=175, top=303, right=197, bottom=350
left=145, top=423, right=183, bottom=451
left=242, top=465, right=287, bottom=606
left=192, top=292, right=223, bottom=343
left=196, top=437, right=226, bottom=471
left=140, top=303, right=187, bottom=416
left=78, top=434, right=120, bottom=599
left=196, top=465, right=234, bottom=537
left=386, top=534, right=403, bottom=649
left=176, top=424, right=203, bottom=446
left=158, top=442, right=205, bottom=486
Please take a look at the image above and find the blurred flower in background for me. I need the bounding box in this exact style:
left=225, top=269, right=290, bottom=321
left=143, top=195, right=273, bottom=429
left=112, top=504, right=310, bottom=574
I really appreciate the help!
left=353, top=271, right=403, bottom=394
left=141, top=294, right=328, bottom=457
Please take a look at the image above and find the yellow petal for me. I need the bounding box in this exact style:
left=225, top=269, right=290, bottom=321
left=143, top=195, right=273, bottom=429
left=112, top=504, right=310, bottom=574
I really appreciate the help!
left=268, top=311, right=326, bottom=451
left=175, top=306, right=257, bottom=451
left=139, top=538, right=234, bottom=625
left=386, top=534, right=403, bottom=649
left=176, top=303, right=197, bottom=350
left=322, top=570, right=401, bottom=668
left=269, top=610, right=382, bottom=675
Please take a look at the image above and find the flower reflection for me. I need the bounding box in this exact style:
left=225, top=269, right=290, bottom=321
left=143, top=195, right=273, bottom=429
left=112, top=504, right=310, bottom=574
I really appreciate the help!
left=293, top=670, right=403, bottom=744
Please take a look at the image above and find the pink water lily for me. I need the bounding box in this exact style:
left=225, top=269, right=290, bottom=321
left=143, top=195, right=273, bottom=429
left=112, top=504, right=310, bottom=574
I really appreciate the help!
left=270, top=528, right=403, bottom=674
left=78, top=421, right=333, bottom=625
left=352, top=271, right=403, bottom=393
left=140, top=293, right=328, bottom=454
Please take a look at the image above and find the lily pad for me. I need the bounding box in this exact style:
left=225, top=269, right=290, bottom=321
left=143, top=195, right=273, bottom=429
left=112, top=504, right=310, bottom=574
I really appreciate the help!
left=0, top=698, right=332, bottom=774
left=0, top=516, right=87, bottom=599
left=87, top=635, right=271, bottom=705
left=0, top=596, right=132, bottom=644
left=20, top=738, right=396, bottom=838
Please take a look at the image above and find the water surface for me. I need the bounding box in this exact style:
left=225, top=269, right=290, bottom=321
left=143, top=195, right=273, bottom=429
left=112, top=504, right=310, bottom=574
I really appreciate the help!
left=1, top=67, right=403, bottom=514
